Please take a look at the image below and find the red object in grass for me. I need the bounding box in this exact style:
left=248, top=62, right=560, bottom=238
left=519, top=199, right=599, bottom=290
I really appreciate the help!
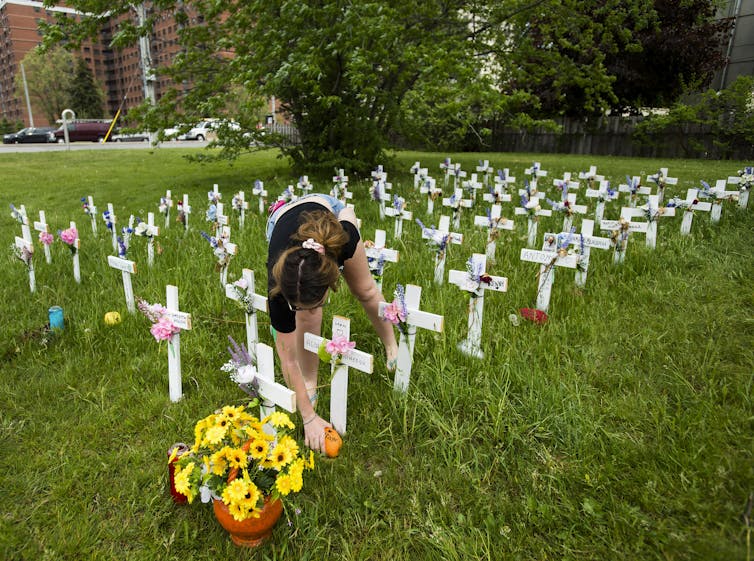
left=520, top=308, right=548, bottom=325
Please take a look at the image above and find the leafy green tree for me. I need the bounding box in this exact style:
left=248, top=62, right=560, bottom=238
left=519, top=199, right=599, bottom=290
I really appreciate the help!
left=633, top=75, right=754, bottom=159
left=67, top=57, right=105, bottom=119
left=14, top=46, right=74, bottom=124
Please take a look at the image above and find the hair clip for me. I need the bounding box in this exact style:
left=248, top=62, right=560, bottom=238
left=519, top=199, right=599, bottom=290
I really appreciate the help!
left=302, top=238, right=325, bottom=254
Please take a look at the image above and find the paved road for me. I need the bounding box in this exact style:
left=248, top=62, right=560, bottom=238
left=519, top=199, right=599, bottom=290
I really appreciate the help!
left=0, top=140, right=209, bottom=153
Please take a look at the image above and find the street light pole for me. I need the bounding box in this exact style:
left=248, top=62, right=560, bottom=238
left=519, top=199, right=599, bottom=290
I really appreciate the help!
left=20, top=62, right=34, bottom=127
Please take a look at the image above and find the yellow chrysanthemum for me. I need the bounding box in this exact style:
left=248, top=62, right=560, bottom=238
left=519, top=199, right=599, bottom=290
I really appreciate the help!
left=228, top=501, right=248, bottom=522
left=263, top=443, right=293, bottom=470
left=209, top=448, right=230, bottom=476
left=226, top=447, right=247, bottom=469
left=174, top=462, right=196, bottom=503
left=247, top=437, right=269, bottom=460
left=288, top=469, right=303, bottom=493
left=277, top=435, right=299, bottom=458
left=222, top=478, right=250, bottom=505
left=263, top=411, right=294, bottom=429
left=275, top=474, right=293, bottom=496
left=307, top=450, right=316, bottom=470
left=222, top=405, right=244, bottom=422
left=203, top=423, right=228, bottom=446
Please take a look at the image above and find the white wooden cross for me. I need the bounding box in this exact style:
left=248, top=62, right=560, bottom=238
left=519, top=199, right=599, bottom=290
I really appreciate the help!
left=231, top=191, right=249, bottom=228
left=84, top=196, right=98, bottom=236
left=667, top=189, right=712, bottom=236
left=600, top=215, right=647, bottom=264
left=103, top=203, right=118, bottom=252
left=225, top=268, right=268, bottom=353
left=419, top=176, right=442, bottom=215
left=474, top=205, right=514, bottom=264
left=520, top=244, right=580, bottom=314
left=296, top=175, right=313, bottom=197
left=160, top=190, right=174, bottom=229
left=108, top=255, right=137, bottom=313
left=331, top=169, right=351, bottom=203
left=710, top=179, right=739, bottom=223
left=15, top=224, right=35, bottom=293
left=620, top=195, right=675, bottom=249
left=139, top=212, right=160, bottom=266
left=524, top=162, right=548, bottom=192
left=417, top=216, right=463, bottom=285
left=377, top=284, right=444, bottom=392
left=451, top=163, right=467, bottom=191
left=482, top=184, right=512, bottom=206
left=552, top=172, right=580, bottom=199
left=515, top=187, right=552, bottom=247
left=215, top=202, right=229, bottom=228
left=242, top=342, right=297, bottom=436
left=384, top=195, right=412, bottom=239
left=411, top=162, right=429, bottom=190
left=442, top=187, right=473, bottom=230
left=462, top=172, right=484, bottom=204
left=476, top=160, right=494, bottom=190
left=370, top=175, right=392, bottom=220
left=547, top=192, right=588, bottom=233
left=371, top=164, right=388, bottom=184
left=727, top=167, right=752, bottom=209
left=448, top=253, right=508, bottom=359
left=9, top=203, right=28, bottom=225
left=303, top=316, right=374, bottom=435
left=120, top=214, right=136, bottom=253
left=543, top=220, right=610, bottom=289
left=646, top=168, right=678, bottom=206
left=439, top=157, right=454, bottom=189
left=577, top=166, right=605, bottom=191
left=618, top=176, right=651, bottom=208
left=494, top=168, right=516, bottom=194
left=33, top=210, right=52, bottom=264
left=216, top=225, right=237, bottom=286
left=584, top=180, right=618, bottom=223
left=177, top=194, right=191, bottom=233
left=165, top=284, right=192, bottom=403
left=252, top=180, right=268, bottom=214
left=364, top=229, right=399, bottom=292
left=67, top=220, right=82, bottom=283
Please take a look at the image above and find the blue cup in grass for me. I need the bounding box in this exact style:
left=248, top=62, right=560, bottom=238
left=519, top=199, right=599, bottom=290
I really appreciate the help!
left=48, top=306, right=64, bottom=330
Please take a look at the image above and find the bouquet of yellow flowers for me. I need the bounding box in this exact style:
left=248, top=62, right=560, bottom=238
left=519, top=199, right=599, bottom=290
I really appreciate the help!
left=170, top=401, right=314, bottom=522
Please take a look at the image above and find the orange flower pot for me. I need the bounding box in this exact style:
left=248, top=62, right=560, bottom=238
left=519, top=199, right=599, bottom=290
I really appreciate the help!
left=213, top=496, right=283, bottom=548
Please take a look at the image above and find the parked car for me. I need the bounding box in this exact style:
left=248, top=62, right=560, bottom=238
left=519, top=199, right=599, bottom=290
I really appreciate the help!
left=177, top=120, right=216, bottom=141
left=3, top=127, right=55, bottom=144
left=52, top=121, right=113, bottom=143
left=112, top=130, right=151, bottom=142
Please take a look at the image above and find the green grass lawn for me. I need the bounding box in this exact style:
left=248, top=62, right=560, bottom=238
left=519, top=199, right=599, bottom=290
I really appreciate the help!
left=1, top=147, right=752, bottom=560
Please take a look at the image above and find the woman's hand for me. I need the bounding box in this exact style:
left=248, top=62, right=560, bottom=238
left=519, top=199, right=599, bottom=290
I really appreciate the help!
left=303, top=414, right=332, bottom=454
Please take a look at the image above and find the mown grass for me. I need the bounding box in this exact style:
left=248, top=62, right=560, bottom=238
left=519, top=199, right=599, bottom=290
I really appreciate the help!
left=0, top=147, right=752, bottom=560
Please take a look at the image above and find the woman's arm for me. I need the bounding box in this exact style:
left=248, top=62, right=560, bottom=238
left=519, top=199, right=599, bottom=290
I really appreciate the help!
left=274, top=329, right=331, bottom=453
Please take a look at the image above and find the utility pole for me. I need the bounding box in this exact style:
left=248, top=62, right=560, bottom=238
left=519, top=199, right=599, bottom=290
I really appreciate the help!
left=135, top=3, right=157, bottom=141
left=20, top=62, right=34, bottom=127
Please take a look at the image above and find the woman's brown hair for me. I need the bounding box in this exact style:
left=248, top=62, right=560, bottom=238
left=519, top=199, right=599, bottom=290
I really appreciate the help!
left=270, top=210, right=348, bottom=306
